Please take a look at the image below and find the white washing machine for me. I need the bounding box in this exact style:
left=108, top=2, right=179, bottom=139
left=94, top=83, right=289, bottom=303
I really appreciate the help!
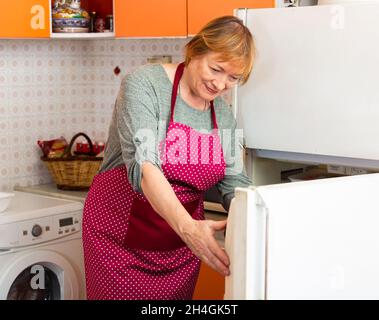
left=0, top=191, right=86, bottom=300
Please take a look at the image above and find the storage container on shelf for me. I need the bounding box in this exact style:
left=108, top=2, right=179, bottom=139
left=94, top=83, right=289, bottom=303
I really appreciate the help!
left=288, top=167, right=345, bottom=182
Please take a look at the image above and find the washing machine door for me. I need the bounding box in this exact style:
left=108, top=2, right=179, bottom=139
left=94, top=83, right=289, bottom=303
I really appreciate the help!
left=0, top=250, right=80, bottom=300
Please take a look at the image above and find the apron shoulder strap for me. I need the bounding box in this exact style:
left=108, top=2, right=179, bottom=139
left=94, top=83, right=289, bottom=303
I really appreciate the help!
left=170, top=62, right=185, bottom=123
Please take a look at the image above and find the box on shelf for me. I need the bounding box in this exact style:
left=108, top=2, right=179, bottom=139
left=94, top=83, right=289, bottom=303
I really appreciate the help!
left=288, top=166, right=345, bottom=182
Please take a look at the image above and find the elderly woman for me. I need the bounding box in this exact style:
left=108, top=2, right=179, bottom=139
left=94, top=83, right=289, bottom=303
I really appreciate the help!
left=82, top=15, right=254, bottom=300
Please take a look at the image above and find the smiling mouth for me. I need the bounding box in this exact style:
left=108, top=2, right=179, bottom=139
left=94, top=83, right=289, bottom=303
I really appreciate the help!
left=205, top=84, right=218, bottom=95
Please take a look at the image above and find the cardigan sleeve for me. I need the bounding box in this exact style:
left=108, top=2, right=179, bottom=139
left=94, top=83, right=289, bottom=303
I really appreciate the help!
left=115, top=71, right=162, bottom=193
left=215, top=115, right=252, bottom=212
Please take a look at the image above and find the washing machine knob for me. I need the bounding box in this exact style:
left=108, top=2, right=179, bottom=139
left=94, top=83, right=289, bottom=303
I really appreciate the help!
left=31, top=224, right=43, bottom=237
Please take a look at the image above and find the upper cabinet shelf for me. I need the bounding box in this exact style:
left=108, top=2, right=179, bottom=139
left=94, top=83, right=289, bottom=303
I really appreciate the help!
left=50, top=32, right=115, bottom=39
left=0, top=0, right=274, bottom=39
left=51, top=0, right=115, bottom=39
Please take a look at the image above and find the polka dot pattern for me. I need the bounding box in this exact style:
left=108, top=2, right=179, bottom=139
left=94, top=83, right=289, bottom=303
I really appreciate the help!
left=82, top=166, right=202, bottom=300
left=82, top=63, right=226, bottom=300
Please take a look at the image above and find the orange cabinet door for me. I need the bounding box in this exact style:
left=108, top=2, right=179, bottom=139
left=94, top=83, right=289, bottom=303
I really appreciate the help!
left=193, top=263, right=225, bottom=300
left=0, top=0, right=50, bottom=38
left=188, top=0, right=275, bottom=36
left=115, top=0, right=187, bottom=38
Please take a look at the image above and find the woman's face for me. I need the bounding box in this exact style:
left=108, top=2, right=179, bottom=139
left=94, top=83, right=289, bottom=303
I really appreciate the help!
left=186, top=52, right=243, bottom=101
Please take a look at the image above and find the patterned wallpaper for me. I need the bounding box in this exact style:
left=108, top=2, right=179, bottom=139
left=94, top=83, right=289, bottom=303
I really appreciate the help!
left=0, top=38, right=232, bottom=192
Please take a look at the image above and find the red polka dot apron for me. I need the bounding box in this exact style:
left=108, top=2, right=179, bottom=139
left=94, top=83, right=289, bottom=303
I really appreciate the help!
left=82, top=62, right=226, bottom=300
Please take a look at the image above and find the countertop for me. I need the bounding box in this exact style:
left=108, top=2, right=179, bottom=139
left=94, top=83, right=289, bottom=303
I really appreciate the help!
left=14, top=183, right=227, bottom=246
left=15, top=184, right=88, bottom=203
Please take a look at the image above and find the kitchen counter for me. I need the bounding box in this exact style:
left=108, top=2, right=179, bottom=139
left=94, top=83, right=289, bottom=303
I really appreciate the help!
left=15, top=183, right=88, bottom=203
left=14, top=183, right=227, bottom=246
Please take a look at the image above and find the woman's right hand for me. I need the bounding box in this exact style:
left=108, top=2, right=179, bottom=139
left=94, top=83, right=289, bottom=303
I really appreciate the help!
left=179, top=218, right=230, bottom=276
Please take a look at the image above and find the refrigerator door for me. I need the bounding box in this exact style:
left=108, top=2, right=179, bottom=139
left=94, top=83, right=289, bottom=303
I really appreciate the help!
left=226, top=173, right=379, bottom=299
left=235, top=4, right=379, bottom=160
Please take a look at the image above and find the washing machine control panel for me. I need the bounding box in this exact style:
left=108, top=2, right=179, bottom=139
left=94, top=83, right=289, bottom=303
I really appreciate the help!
left=0, top=211, right=82, bottom=249
left=31, top=224, right=43, bottom=237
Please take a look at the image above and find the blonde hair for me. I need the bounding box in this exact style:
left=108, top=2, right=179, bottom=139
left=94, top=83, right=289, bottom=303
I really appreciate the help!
left=185, top=16, right=255, bottom=85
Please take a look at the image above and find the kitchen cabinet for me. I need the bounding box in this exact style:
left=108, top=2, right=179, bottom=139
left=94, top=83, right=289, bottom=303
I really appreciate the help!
left=0, top=0, right=275, bottom=39
left=187, top=0, right=275, bottom=36
left=115, top=0, right=187, bottom=38
left=0, top=0, right=50, bottom=38
left=116, top=0, right=274, bottom=38
left=193, top=263, right=225, bottom=300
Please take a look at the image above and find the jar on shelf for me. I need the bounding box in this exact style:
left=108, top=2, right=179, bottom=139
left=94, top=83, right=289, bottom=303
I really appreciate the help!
left=94, top=16, right=105, bottom=33
left=105, top=15, right=113, bottom=32
left=89, top=11, right=97, bottom=32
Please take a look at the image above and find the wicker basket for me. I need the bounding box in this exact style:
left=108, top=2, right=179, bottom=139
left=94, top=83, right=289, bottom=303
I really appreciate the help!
left=41, top=132, right=103, bottom=190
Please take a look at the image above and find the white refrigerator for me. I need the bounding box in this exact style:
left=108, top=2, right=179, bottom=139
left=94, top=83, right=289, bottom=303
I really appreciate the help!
left=225, top=3, right=379, bottom=299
